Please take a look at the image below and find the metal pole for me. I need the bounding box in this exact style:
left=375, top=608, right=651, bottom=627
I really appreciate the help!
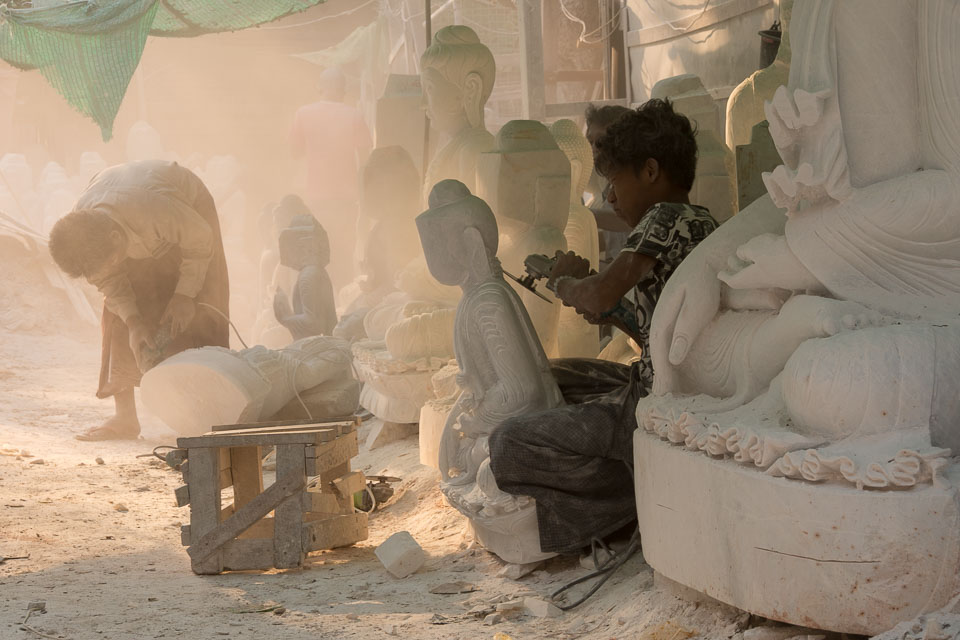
left=424, top=0, right=432, bottom=44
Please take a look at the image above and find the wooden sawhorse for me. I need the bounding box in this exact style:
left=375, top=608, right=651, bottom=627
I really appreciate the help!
left=174, top=419, right=368, bottom=574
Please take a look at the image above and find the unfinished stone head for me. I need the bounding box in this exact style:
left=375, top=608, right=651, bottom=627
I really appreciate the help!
left=550, top=119, right=601, bottom=357
left=416, top=179, right=563, bottom=564
left=635, top=1, right=960, bottom=633
left=419, top=25, right=496, bottom=197
left=476, top=120, right=570, bottom=357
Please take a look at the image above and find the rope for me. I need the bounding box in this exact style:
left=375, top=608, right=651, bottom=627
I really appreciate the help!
left=641, top=0, right=714, bottom=34
left=197, top=301, right=248, bottom=349
left=559, top=0, right=626, bottom=45
left=259, top=0, right=378, bottom=30
left=551, top=528, right=641, bottom=610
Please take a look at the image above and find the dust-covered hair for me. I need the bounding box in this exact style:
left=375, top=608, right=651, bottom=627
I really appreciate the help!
left=594, top=98, right=698, bottom=191
left=584, top=104, right=631, bottom=131
left=420, top=25, right=496, bottom=105
left=48, top=209, right=119, bottom=279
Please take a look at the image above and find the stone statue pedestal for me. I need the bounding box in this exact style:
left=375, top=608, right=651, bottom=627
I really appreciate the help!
left=633, top=434, right=960, bottom=634
left=351, top=339, right=441, bottom=424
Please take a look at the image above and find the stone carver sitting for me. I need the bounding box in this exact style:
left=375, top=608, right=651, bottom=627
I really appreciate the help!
left=48, top=159, right=230, bottom=441
left=417, top=179, right=563, bottom=563
left=273, top=214, right=337, bottom=340
left=487, top=99, right=719, bottom=555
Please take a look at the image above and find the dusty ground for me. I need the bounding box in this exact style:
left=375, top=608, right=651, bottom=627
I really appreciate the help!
left=0, top=325, right=820, bottom=640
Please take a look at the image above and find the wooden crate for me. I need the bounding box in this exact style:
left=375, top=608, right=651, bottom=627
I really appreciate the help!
left=173, top=418, right=368, bottom=574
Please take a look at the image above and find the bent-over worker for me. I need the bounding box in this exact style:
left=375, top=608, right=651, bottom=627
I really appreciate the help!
left=49, top=160, right=230, bottom=441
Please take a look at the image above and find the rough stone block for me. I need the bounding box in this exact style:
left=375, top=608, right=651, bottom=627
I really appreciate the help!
left=523, top=597, right=562, bottom=618
left=375, top=531, right=426, bottom=578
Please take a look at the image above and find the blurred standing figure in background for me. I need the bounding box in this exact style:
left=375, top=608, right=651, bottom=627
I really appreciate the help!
left=48, top=160, right=230, bottom=441
left=290, top=67, right=373, bottom=296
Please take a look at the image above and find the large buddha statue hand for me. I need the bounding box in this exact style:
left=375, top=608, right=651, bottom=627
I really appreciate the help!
left=649, top=194, right=787, bottom=395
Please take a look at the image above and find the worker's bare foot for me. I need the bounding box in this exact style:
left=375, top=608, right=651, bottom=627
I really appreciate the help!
left=75, top=416, right=141, bottom=441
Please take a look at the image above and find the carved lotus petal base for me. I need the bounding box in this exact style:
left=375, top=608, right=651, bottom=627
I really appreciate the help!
left=633, top=434, right=960, bottom=634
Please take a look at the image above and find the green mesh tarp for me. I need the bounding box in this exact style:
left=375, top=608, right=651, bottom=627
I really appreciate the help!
left=0, top=0, right=326, bottom=140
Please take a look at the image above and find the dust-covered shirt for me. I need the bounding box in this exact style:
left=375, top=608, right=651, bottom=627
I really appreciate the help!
left=619, top=202, right=718, bottom=391
left=76, top=160, right=215, bottom=323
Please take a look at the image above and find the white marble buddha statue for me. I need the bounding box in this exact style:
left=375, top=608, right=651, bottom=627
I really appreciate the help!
left=550, top=119, right=601, bottom=358
left=417, top=179, right=562, bottom=563
left=639, top=0, right=960, bottom=489
left=476, top=120, right=570, bottom=358
left=420, top=25, right=496, bottom=200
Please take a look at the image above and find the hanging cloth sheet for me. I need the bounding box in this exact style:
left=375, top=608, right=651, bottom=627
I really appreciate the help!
left=0, top=0, right=326, bottom=140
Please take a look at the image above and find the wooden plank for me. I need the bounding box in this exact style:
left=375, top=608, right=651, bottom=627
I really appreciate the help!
left=219, top=466, right=233, bottom=491
left=230, top=446, right=263, bottom=508
left=187, top=447, right=223, bottom=574
left=518, top=0, right=546, bottom=120
left=620, top=0, right=633, bottom=106
left=302, top=513, right=368, bottom=552
left=210, top=419, right=353, bottom=434
left=306, top=490, right=342, bottom=515
left=174, top=484, right=190, bottom=507
left=221, top=538, right=276, bottom=572
left=332, top=471, right=366, bottom=499
left=177, top=429, right=334, bottom=449
left=273, top=445, right=307, bottom=569
left=320, top=461, right=350, bottom=485
left=187, top=471, right=305, bottom=564
left=307, top=431, right=359, bottom=469
left=237, top=516, right=273, bottom=540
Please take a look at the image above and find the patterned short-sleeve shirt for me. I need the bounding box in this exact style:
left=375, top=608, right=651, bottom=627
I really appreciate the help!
left=619, top=202, right=718, bottom=392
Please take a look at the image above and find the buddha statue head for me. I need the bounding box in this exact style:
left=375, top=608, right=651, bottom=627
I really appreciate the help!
left=419, top=25, right=496, bottom=136
left=416, top=179, right=500, bottom=289
left=476, top=120, right=570, bottom=232
left=550, top=119, right=594, bottom=203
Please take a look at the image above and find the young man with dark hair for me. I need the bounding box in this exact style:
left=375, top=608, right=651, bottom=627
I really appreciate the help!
left=48, top=159, right=230, bottom=441
left=488, top=99, right=718, bottom=555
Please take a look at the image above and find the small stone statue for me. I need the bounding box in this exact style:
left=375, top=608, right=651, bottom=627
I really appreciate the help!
left=273, top=214, right=338, bottom=340
left=417, top=179, right=563, bottom=563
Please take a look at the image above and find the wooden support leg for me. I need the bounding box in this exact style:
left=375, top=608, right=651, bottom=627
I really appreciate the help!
left=187, top=447, right=223, bottom=574
left=273, top=444, right=306, bottom=569
left=230, top=446, right=263, bottom=509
